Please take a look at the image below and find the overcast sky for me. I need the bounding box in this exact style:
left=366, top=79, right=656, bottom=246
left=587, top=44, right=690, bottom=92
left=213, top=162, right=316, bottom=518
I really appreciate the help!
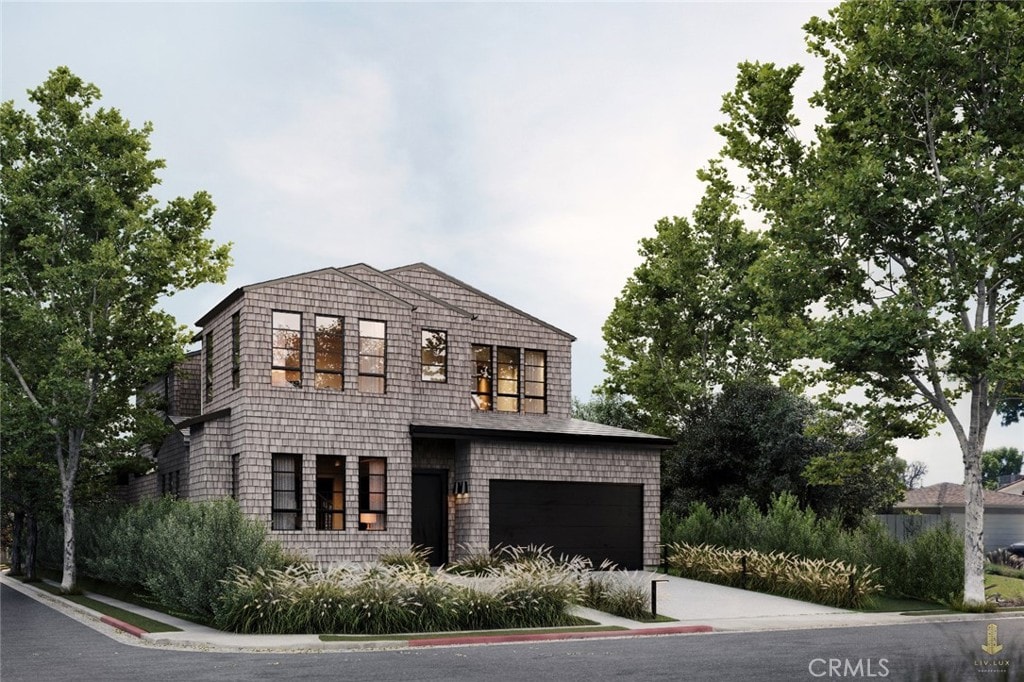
left=4, top=1, right=1020, bottom=486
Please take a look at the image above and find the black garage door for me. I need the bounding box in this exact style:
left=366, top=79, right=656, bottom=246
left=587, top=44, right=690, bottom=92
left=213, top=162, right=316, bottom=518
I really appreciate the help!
left=489, top=480, right=643, bottom=569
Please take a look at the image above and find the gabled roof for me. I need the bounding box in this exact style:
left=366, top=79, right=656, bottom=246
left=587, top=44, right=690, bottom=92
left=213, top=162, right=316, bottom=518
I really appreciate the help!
left=410, top=416, right=672, bottom=448
left=896, top=482, right=1024, bottom=510
left=387, top=262, right=576, bottom=341
left=193, top=262, right=578, bottom=343
left=339, top=263, right=476, bottom=320
left=194, top=267, right=416, bottom=328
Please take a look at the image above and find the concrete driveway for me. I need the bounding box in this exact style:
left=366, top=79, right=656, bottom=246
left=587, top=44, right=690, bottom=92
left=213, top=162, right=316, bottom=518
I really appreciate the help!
left=573, top=573, right=887, bottom=633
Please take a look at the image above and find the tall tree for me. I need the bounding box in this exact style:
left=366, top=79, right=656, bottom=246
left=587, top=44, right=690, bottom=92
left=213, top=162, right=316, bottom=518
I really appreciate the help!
left=0, top=379, right=60, bottom=579
left=0, top=67, right=231, bottom=592
left=901, top=460, right=929, bottom=491
left=662, top=382, right=821, bottom=516
left=662, top=381, right=905, bottom=524
left=802, top=409, right=908, bottom=526
left=981, top=447, right=1023, bottom=490
left=716, top=1, right=1024, bottom=604
left=571, top=393, right=647, bottom=433
left=602, top=162, right=798, bottom=434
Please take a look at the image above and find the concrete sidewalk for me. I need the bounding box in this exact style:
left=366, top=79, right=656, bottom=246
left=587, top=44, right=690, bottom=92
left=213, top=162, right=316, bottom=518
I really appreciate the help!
left=3, top=571, right=1020, bottom=652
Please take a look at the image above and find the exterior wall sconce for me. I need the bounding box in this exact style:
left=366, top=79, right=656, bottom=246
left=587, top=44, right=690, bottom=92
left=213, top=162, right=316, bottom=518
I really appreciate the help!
left=453, top=481, right=469, bottom=499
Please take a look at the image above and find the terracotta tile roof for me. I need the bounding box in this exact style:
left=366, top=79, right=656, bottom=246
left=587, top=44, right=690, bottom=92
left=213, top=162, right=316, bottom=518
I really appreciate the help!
left=895, top=482, right=1024, bottom=509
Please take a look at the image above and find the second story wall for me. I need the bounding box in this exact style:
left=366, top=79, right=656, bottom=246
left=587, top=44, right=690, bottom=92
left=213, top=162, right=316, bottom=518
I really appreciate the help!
left=193, top=263, right=576, bottom=425
left=387, top=264, right=575, bottom=419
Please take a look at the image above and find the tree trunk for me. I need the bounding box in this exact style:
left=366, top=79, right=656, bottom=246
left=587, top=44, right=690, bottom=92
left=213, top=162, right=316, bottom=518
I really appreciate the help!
left=24, top=511, right=38, bottom=581
left=960, top=375, right=992, bottom=608
left=58, top=429, right=83, bottom=594
left=963, top=442, right=986, bottom=605
left=60, top=474, right=76, bottom=593
left=10, top=509, right=25, bottom=576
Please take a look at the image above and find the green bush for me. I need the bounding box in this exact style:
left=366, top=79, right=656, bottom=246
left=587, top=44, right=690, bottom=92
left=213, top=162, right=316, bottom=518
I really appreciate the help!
left=903, top=523, right=964, bottom=604
left=76, top=497, right=286, bottom=622
left=987, top=563, right=1024, bottom=580
left=661, top=494, right=965, bottom=604
left=79, top=498, right=175, bottom=591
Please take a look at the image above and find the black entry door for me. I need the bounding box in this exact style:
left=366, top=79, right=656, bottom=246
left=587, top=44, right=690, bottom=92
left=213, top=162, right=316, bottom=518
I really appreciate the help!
left=412, top=469, right=448, bottom=566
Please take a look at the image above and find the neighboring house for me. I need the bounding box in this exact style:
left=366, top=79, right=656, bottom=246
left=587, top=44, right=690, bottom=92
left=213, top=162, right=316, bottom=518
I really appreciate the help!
left=997, top=477, right=1024, bottom=496
left=137, top=263, right=670, bottom=569
left=880, top=482, right=1024, bottom=552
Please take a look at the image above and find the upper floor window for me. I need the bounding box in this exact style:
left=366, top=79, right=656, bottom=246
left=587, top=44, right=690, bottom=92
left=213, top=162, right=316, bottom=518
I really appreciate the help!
left=421, top=329, right=447, bottom=382
left=231, top=312, right=241, bottom=389
left=316, top=455, right=345, bottom=530
left=496, top=347, right=520, bottom=412
left=315, top=315, right=344, bottom=390
left=358, top=320, right=386, bottom=393
left=272, top=311, right=302, bottom=388
left=524, top=350, right=547, bottom=414
left=204, top=332, right=214, bottom=401
left=358, top=457, right=387, bottom=530
left=271, top=453, right=302, bottom=530
left=471, top=344, right=492, bottom=410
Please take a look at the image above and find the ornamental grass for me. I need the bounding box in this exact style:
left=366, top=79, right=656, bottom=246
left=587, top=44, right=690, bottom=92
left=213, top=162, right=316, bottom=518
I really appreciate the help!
left=665, top=542, right=882, bottom=609
left=216, top=545, right=658, bottom=634
left=215, top=551, right=584, bottom=634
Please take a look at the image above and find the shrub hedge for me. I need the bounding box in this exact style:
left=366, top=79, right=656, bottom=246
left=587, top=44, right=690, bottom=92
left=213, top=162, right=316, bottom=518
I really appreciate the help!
left=662, top=493, right=964, bottom=604
left=76, top=497, right=287, bottom=622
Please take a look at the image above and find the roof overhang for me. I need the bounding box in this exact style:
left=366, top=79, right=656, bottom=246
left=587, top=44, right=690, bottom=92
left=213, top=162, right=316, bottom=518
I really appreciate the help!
left=175, top=408, right=231, bottom=429
left=410, top=421, right=673, bottom=449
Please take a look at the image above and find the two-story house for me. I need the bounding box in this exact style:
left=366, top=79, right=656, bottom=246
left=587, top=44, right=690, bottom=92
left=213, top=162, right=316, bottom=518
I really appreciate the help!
left=139, top=263, right=670, bottom=569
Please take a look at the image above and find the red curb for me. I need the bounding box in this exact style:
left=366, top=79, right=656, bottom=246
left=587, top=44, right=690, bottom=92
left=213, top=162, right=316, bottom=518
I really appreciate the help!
left=407, top=625, right=713, bottom=648
left=100, top=615, right=147, bottom=638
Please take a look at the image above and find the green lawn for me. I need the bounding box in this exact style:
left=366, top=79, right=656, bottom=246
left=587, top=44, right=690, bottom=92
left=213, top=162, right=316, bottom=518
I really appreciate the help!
left=986, top=573, right=1024, bottom=601
left=859, top=595, right=946, bottom=613
left=32, top=581, right=181, bottom=633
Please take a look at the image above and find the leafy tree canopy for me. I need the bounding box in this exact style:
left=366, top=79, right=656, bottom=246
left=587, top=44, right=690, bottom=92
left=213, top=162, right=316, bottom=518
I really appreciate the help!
left=982, top=447, right=1023, bottom=490
left=601, top=162, right=802, bottom=434
left=604, top=0, right=1022, bottom=604
left=662, top=381, right=906, bottom=527
left=714, top=0, right=1023, bottom=605
left=1, top=67, right=232, bottom=591
left=571, top=393, right=647, bottom=433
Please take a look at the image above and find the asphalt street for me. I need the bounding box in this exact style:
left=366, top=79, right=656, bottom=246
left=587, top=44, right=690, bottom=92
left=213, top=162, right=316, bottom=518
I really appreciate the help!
left=3, top=584, right=1024, bottom=681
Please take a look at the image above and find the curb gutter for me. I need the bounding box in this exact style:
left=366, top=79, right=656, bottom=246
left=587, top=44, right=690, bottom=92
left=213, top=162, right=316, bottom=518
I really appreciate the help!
left=100, top=615, right=148, bottom=638
left=408, top=625, right=714, bottom=648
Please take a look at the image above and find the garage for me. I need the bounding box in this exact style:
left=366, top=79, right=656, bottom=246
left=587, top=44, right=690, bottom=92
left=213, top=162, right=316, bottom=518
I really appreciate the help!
left=489, top=479, right=644, bottom=569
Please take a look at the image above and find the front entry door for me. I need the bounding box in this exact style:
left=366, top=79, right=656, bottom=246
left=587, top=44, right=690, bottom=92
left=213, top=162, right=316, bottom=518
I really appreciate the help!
left=412, top=469, right=448, bottom=566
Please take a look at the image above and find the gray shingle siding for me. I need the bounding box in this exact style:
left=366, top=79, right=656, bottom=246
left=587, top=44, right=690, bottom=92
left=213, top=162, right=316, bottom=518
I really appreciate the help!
left=147, top=263, right=664, bottom=567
